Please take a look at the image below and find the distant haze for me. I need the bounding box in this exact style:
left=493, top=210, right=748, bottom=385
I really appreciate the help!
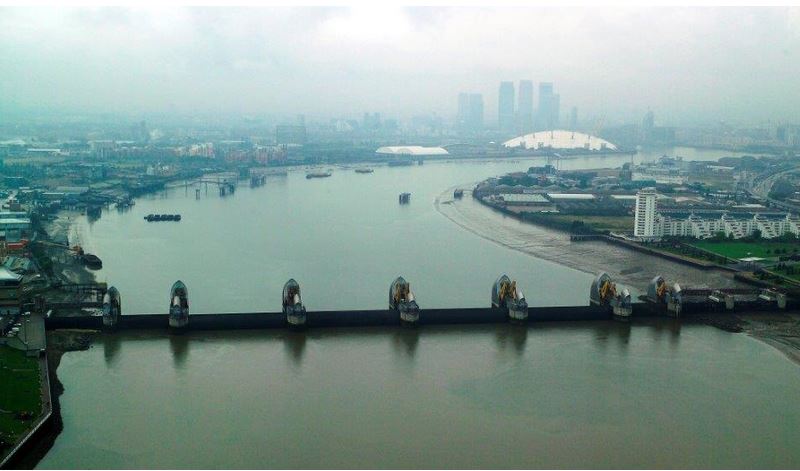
left=1, top=6, right=799, bottom=126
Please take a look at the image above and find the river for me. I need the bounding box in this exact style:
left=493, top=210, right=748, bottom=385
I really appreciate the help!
left=37, top=146, right=800, bottom=468
left=67, top=146, right=745, bottom=313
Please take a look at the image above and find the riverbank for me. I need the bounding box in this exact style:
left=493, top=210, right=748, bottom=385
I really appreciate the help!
left=0, top=346, right=43, bottom=467
left=0, top=330, right=95, bottom=469
left=437, top=186, right=800, bottom=369
left=686, top=311, right=800, bottom=367
left=39, top=210, right=97, bottom=287
left=435, top=186, right=745, bottom=294
left=468, top=187, right=796, bottom=289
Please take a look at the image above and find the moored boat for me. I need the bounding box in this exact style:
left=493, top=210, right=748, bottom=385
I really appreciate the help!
left=82, top=253, right=103, bottom=270
left=306, top=171, right=332, bottom=179
left=145, top=214, right=181, bottom=222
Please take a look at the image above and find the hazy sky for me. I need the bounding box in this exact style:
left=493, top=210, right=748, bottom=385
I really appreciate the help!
left=1, top=6, right=799, bottom=126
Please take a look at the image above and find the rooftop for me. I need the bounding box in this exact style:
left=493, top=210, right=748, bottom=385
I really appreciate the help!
left=503, top=130, right=618, bottom=151
left=499, top=193, right=550, bottom=203
left=375, top=146, right=448, bottom=156
left=546, top=193, right=596, bottom=200
left=0, top=266, right=22, bottom=284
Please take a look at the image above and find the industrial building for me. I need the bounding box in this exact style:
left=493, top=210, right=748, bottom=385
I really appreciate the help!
left=0, top=266, right=22, bottom=317
left=0, top=211, right=31, bottom=242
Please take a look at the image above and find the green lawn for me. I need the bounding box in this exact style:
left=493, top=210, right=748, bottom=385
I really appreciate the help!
left=0, top=346, right=41, bottom=443
left=691, top=241, right=800, bottom=260
left=533, top=214, right=633, bottom=233
left=769, top=263, right=800, bottom=282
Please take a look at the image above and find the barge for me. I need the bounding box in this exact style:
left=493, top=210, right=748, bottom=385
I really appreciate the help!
left=144, top=214, right=182, bottom=222
left=306, top=171, right=332, bottom=179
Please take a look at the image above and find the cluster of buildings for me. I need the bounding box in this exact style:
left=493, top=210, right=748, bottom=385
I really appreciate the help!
left=0, top=211, right=31, bottom=243
left=457, top=81, right=574, bottom=136
left=634, top=188, right=800, bottom=241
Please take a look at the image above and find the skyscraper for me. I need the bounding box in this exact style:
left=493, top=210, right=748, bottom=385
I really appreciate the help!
left=498, top=81, right=515, bottom=134
left=468, top=94, right=484, bottom=132
left=457, top=93, right=470, bottom=130
left=517, top=80, right=533, bottom=134
left=457, top=92, right=483, bottom=133
left=552, top=93, right=560, bottom=128
left=537, top=82, right=559, bottom=130
left=641, top=110, right=655, bottom=143
left=569, top=106, right=578, bottom=130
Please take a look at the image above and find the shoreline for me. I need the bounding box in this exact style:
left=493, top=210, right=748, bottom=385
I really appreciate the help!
left=434, top=185, right=746, bottom=293
left=0, top=330, right=96, bottom=470
left=435, top=184, right=800, bottom=368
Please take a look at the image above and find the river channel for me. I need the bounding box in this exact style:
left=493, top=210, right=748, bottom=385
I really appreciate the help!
left=37, top=147, right=800, bottom=468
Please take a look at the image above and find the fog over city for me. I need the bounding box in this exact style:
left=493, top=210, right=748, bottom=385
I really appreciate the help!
left=5, top=4, right=800, bottom=471
left=1, top=6, right=799, bottom=125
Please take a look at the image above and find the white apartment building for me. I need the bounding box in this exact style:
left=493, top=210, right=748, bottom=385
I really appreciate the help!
left=633, top=188, right=800, bottom=240
left=634, top=188, right=658, bottom=239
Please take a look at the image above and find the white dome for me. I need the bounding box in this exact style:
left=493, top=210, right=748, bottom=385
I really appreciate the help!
left=375, top=146, right=449, bottom=156
left=503, top=130, right=617, bottom=151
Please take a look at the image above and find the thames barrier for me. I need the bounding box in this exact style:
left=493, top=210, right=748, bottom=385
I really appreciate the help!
left=42, top=273, right=795, bottom=333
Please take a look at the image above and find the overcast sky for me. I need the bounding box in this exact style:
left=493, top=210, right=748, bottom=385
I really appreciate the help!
left=1, top=6, right=798, bottom=126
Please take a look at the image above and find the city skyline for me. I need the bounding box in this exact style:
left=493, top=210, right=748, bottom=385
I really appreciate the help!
left=3, top=5, right=800, bottom=471
left=1, top=7, right=800, bottom=126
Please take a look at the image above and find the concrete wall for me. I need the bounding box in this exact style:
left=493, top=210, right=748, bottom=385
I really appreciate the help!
left=43, top=305, right=646, bottom=332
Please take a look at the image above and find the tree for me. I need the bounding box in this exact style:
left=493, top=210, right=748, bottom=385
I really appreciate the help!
left=768, top=178, right=796, bottom=200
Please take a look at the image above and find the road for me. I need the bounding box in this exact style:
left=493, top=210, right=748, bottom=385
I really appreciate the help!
left=747, top=164, right=800, bottom=212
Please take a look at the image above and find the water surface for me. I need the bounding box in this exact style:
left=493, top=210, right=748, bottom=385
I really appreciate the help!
left=71, top=147, right=745, bottom=314
left=38, top=322, right=800, bottom=469
left=39, top=147, right=800, bottom=469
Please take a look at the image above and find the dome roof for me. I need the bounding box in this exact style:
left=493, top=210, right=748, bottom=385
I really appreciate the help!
left=503, top=130, right=617, bottom=151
